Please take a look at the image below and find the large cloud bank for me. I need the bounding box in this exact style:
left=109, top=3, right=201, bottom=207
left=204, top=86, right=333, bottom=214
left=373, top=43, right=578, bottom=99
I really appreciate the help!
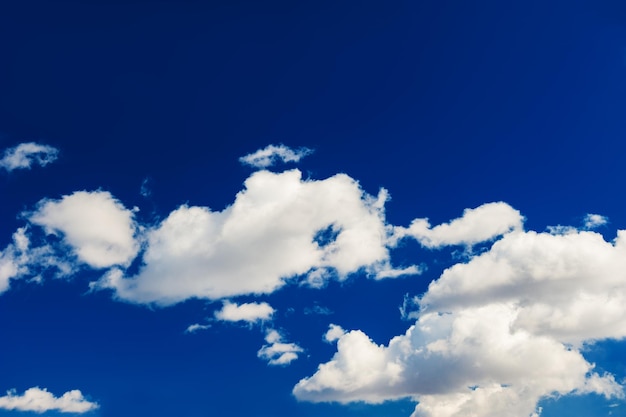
left=3, top=144, right=625, bottom=416
left=294, top=222, right=626, bottom=416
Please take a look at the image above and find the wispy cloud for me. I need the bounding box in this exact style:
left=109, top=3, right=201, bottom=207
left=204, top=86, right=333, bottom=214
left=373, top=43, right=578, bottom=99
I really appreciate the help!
left=185, top=323, right=211, bottom=334
left=0, top=387, right=98, bottom=414
left=0, top=142, right=59, bottom=172
left=583, top=213, right=608, bottom=229
left=239, top=144, right=313, bottom=168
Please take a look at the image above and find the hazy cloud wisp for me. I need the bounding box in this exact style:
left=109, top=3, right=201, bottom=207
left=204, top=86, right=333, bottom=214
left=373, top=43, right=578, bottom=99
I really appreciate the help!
left=0, top=142, right=59, bottom=172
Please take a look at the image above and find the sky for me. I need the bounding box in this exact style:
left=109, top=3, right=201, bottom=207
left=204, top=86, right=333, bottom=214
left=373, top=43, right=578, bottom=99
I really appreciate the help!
left=1, top=1, right=626, bottom=416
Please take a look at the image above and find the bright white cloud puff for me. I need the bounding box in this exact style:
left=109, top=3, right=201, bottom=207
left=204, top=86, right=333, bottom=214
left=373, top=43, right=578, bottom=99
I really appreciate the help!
left=214, top=301, right=275, bottom=323
left=0, top=387, right=99, bottom=414
left=294, top=221, right=626, bottom=417
left=97, top=169, right=396, bottom=305
left=29, top=191, right=140, bottom=269
left=239, top=144, right=313, bottom=168
left=0, top=142, right=59, bottom=172
left=258, top=329, right=303, bottom=365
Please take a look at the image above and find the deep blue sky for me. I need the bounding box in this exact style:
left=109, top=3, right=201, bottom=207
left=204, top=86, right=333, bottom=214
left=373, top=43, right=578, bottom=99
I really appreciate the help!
left=1, top=1, right=626, bottom=416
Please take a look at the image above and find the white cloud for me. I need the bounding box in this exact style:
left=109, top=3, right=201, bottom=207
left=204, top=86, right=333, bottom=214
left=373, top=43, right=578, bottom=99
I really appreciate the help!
left=324, top=324, right=345, bottom=342
left=258, top=329, right=303, bottom=365
left=239, top=144, right=313, bottom=168
left=584, top=213, right=608, bottom=229
left=185, top=323, right=211, bottom=334
left=392, top=202, right=523, bottom=248
left=214, top=301, right=275, bottom=323
left=97, top=169, right=393, bottom=305
left=294, top=210, right=626, bottom=417
left=0, top=387, right=98, bottom=413
left=0, top=142, right=59, bottom=172
left=0, top=228, right=30, bottom=294
left=421, top=229, right=626, bottom=345
left=29, top=191, right=140, bottom=269
left=375, top=265, right=422, bottom=279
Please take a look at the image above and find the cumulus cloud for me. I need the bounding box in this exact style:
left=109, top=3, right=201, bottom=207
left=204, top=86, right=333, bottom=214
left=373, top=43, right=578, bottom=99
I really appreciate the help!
left=214, top=301, right=275, bottom=323
left=0, top=142, right=59, bottom=172
left=258, top=329, right=303, bottom=365
left=392, top=202, right=523, bottom=248
left=29, top=191, right=140, bottom=269
left=0, top=387, right=98, bottom=413
left=97, top=169, right=397, bottom=305
left=294, top=211, right=626, bottom=417
left=239, top=144, right=313, bottom=168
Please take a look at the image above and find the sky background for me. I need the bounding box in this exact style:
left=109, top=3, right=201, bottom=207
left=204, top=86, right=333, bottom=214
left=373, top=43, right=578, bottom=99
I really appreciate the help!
left=2, top=1, right=626, bottom=416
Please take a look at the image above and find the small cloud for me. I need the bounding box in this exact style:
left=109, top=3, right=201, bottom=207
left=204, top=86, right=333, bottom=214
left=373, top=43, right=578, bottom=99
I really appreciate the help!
left=392, top=202, right=523, bottom=248
left=185, top=323, right=211, bottom=334
left=546, top=225, right=578, bottom=235
left=303, top=304, right=333, bottom=316
left=258, top=329, right=303, bottom=366
left=324, top=324, right=345, bottom=343
left=375, top=264, right=422, bottom=279
left=214, top=301, right=275, bottom=323
left=0, top=387, right=98, bottom=413
left=239, top=144, right=313, bottom=169
left=140, top=178, right=152, bottom=198
left=584, top=213, right=608, bottom=229
left=399, top=293, right=419, bottom=320
left=0, top=142, right=59, bottom=172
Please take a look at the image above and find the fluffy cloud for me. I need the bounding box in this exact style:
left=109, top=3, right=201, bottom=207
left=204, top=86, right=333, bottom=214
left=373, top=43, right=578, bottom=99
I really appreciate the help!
left=392, top=202, right=523, bottom=248
left=98, top=169, right=400, bottom=305
left=0, top=387, right=98, bottom=413
left=0, top=142, right=59, bottom=172
left=421, top=229, right=626, bottom=345
left=214, top=301, right=275, bottom=323
left=29, top=191, right=139, bottom=269
left=239, top=144, right=313, bottom=168
left=258, top=330, right=303, bottom=365
left=294, top=212, right=626, bottom=417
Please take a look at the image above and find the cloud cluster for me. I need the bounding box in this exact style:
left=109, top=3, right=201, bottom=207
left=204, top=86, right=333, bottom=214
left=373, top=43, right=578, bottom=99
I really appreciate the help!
left=258, top=329, right=303, bottom=365
left=0, top=142, right=59, bottom=172
left=294, top=221, right=626, bottom=416
left=239, top=144, right=313, bottom=168
left=97, top=169, right=398, bottom=305
left=0, top=387, right=98, bottom=413
left=3, top=144, right=625, bottom=415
